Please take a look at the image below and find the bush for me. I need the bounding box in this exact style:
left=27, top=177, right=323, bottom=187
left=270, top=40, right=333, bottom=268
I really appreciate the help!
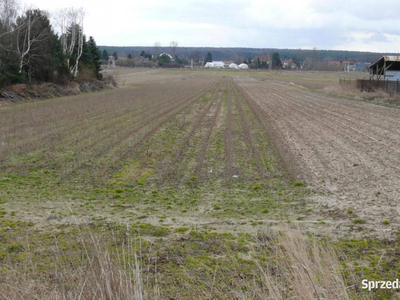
left=115, top=59, right=135, bottom=68
left=161, top=63, right=184, bottom=68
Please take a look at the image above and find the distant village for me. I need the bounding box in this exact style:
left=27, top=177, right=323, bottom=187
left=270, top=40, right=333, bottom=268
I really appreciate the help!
left=102, top=48, right=373, bottom=73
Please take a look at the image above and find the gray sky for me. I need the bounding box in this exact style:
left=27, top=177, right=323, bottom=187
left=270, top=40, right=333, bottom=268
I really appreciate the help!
left=21, top=0, right=400, bottom=52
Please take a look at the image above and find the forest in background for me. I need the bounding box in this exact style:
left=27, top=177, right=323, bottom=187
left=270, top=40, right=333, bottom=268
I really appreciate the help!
left=100, top=45, right=396, bottom=65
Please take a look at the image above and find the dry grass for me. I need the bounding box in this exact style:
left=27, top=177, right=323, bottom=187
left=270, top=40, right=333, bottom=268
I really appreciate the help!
left=323, top=82, right=400, bottom=106
left=0, top=230, right=147, bottom=300
left=256, top=230, right=350, bottom=300
left=0, top=229, right=350, bottom=300
left=178, top=230, right=351, bottom=300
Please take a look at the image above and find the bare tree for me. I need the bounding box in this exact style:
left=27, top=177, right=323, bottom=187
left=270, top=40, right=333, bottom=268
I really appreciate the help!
left=0, top=0, right=18, bottom=31
left=57, top=7, right=84, bottom=77
left=170, top=40, right=178, bottom=58
left=15, top=9, right=48, bottom=74
left=0, top=0, right=19, bottom=55
left=154, top=41, right=160, bottom=57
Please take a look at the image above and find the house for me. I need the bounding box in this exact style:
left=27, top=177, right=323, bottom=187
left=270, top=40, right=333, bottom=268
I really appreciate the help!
left=281, top=58, right=293, bottom=69
left=135, top=56, right=150, bottom=62
left=342, top=61, right=355, bottom=72
left=354, top=62, right=370, bottom=72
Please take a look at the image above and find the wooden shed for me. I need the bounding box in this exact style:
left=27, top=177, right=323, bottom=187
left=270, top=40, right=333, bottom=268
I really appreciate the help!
left=369, top=56, right=400, bottom=81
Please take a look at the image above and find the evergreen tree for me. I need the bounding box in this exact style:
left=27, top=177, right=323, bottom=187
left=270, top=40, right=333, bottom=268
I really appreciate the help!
left=15, top=9, right=57, bottom=82
left=127, top=53, right=132, bottom=59
left=102, top=49, right=109, bottom=61
left=80, top=36, right=93, bottom=67
left=112, top=51, right=118, bottom=60
left=158, top=54, right=171, bottom=66
left=205, top=52, right=212, bottom=63
left=272, top=52, right=282, bottom=69
left=51, top=33, right=68, bottom=77
left=88, top=36, right=101, bottom=79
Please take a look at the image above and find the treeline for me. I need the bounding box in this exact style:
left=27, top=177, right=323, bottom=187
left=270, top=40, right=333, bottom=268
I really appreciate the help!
left=102, top=45, right=190, bottom=69
left=100, top=46, right=394, bottom=66
left=0, top=1, right=101, bottom=88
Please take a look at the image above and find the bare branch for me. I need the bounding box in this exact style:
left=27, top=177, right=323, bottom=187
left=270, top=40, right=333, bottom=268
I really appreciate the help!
left=15, top=9, right=49, bottom=73
left=56, top=7, right=85, bottom=76
left=170, top=40, right=178, bottom=58
left=154, top=41, right=161, bottom=57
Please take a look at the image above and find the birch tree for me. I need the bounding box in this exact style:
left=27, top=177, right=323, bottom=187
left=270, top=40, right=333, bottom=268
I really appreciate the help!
left=0, top=0, right=18, bottom=32
left=15, top=9, right=49, bottom=74
left=0, top=0, right=18, bottom=67
left=57, top=7, right=84, bottom=77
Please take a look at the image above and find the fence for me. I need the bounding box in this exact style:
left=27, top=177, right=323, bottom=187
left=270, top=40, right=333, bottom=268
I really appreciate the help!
left=339, top=77, right=354, bottom=86
left=340, top=77, right=400, bottom=94
left=354, top=78, right=400, bottom=94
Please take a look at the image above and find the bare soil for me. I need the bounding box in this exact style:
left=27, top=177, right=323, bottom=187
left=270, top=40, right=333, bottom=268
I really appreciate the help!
left=236, top=77, right=400, bottom=237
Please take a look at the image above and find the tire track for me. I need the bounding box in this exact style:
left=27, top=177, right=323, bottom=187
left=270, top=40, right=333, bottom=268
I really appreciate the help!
left=224, top=80, right=234, bottom=182
left=158, top=81, right=223, bottom=184
left=64, top=80, right=221, bottom=180
left=194, top=79, right=225, bottom=180
left=230, top=79, right=267, bottom=180
left=236, top=77, right=400, bottom=227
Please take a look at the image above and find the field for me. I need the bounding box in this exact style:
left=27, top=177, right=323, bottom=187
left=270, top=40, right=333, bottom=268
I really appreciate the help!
left=1, top=67, right=400, bottom=299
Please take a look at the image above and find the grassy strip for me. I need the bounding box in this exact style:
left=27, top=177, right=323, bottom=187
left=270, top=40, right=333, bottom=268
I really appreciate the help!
left=0, top=222, right=351, bottom=299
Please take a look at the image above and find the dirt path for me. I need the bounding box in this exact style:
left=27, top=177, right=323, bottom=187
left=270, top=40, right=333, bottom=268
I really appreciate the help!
left=236, top=77, right=400, bottom=236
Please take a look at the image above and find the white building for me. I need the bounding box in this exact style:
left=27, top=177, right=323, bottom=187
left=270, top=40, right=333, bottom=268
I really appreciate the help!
left=204, top=61, right=226, bottom=68
left=239, top=63, right=249, bottom=69
left=212, top=61, right=225, bottom=68
left=229, top=63, right=239, bottom=69
left=159, top=53, right=174, bottom=61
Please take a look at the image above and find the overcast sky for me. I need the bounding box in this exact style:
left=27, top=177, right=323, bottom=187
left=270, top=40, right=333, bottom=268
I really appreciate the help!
left=20, top=0, right=400, bottom=52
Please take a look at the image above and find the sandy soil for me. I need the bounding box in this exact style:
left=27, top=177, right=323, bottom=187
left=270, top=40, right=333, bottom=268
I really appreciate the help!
left=236, top=77, right=400, bottom=237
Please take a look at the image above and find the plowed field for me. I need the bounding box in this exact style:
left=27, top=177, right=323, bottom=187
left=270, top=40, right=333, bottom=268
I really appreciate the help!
left=237, top=77, right=400, bottom=237
left=2, top=68, right=400, bottom=299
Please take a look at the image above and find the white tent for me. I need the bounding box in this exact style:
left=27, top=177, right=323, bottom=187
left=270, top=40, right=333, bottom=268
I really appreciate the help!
left=212, top=61, right=225, bottom=68
left=160, top=53, right=174, bottom=60
left=204, top=62, right=214, bottom=68
left=229, top=63, right=239, bottom=69
left=239, top=63, right=249, bottom=69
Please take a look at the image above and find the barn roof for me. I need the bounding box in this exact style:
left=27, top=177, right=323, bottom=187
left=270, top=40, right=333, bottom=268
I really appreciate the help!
left=379, top=56, right=400, bottom=62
